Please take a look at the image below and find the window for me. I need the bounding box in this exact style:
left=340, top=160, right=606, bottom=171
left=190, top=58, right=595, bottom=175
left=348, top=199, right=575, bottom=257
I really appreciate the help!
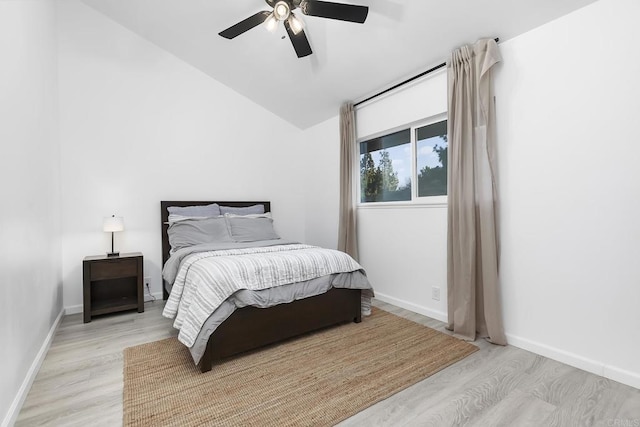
left=416, top=120, right=448, bottom=197
left=359, top=118, right=447, bottom=203
left=360, top=129, right=411, bottom=202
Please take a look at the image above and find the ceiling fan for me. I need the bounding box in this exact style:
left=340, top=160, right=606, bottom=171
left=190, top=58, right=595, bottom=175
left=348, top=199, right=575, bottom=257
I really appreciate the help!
left=219, top=0, right=369, bottom=58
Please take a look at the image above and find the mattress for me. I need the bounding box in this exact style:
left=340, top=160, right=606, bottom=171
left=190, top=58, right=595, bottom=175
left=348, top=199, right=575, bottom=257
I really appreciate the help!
left=162, top=241, right=373, bottom=363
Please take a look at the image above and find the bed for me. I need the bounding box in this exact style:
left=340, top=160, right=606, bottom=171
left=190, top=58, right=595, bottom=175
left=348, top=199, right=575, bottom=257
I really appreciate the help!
left=160, top=201, right=372, bottom=373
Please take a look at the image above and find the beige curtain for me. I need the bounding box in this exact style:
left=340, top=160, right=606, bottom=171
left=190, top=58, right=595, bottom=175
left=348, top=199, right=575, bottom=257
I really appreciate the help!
left=446, top=39, right=506, bottom=345
left=338, top=102, right=359, bottom=260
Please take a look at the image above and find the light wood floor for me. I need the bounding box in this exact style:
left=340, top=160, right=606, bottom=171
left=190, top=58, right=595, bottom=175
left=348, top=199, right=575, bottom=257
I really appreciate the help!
left=16, top=300, right=640, bottom=426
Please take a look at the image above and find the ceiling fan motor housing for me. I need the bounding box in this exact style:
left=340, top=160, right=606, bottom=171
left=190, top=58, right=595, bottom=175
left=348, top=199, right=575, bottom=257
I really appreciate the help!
left=273, top=1, right=291, bottom=21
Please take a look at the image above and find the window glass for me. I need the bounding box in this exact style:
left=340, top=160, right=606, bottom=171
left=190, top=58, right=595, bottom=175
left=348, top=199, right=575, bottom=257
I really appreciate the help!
left=358, top=118, right=447, bottom=203
left=360, top=129, right=411, bottom=202
left=416, top=120, right=447, bottom=197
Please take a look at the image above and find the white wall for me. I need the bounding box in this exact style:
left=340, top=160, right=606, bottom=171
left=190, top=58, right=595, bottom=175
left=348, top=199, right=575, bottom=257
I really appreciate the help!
left=357, top=70, right=449, bottom=322
left=303, top=115, right=341, bottom=250
left=302, top=0, right=640, bottom=389
left=57, top=0, right=306, bottom=311
left=0, top=1, right=62, bottom=425
left=495, top=0, right=640, bottom=388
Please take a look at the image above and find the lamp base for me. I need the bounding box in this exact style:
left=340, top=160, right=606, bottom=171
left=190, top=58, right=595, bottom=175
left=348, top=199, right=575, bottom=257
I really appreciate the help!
left=106, top=251, right=120, bottom=257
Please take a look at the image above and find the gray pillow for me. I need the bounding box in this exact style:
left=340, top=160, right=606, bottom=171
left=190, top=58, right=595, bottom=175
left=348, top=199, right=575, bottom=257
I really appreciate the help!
left=167, top=203, right=221, bottom=217
left=168, top=217, right=233, bottom=251
left=225, top=216, right=280, bottom=242
left=219, top=204, right=265, bottom=216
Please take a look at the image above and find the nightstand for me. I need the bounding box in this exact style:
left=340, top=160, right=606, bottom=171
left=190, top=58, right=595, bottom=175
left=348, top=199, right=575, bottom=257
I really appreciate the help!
left=83, top=252, right=144, bottom=323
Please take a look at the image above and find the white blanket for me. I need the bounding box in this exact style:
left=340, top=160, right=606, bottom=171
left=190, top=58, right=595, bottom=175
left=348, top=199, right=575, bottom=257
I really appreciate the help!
left=162, top=244, right=364, bottom=347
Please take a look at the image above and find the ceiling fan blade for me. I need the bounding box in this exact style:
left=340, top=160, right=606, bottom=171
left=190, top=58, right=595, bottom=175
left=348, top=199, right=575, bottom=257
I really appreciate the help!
left=219, top=11, right=272, bottom=39
left=284, top=20, right=312, bottom=58
left=301, top=0, right=368, bottom=23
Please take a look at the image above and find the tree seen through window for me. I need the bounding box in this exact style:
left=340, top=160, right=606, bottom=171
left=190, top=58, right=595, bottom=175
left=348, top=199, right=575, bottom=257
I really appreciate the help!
left=359, top=120, right=447, bottom=202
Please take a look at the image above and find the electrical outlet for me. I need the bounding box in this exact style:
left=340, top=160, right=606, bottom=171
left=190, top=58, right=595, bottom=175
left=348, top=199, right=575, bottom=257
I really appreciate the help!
left=144, top=277, right=154, bottom=302
left=432, top=286, right=441, bottom=301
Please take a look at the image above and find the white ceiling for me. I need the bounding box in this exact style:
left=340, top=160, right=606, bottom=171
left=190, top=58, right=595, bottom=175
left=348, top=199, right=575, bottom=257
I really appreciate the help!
left=81, top=0, right=598, bottom=129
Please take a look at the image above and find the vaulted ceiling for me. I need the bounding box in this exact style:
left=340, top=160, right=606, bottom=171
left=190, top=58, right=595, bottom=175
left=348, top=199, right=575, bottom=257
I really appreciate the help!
left=81, top=0, right=598, bottom=129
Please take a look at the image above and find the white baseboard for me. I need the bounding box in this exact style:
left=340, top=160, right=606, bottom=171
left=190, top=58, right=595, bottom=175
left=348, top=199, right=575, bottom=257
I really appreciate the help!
left=505, top=333, right=604, bottom=375
left=604, top=365, right=640, bottom=390
left=373, top=295, right=640, bottom=390
left=144, top=291, right=163, bottom=302
left=64, top=304, right=83, bottom=315
left=506, top=333, right=640, bottom=390
left=1, top=308, right=64, bottom=427
left=374, top=292, right=447, bottom=323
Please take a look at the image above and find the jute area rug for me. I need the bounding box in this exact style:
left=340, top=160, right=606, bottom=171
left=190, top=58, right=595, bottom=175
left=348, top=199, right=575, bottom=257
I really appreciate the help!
left=123, top=308, right=477, bottom=426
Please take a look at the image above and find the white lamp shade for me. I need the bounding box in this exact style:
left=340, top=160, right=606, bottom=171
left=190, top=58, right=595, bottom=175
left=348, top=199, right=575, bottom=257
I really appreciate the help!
left=103, top=216, right=124, bottom=232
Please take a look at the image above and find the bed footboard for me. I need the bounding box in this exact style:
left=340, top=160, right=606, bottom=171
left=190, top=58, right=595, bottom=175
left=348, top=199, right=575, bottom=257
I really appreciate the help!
left=199, top=288, right=361, bottom=372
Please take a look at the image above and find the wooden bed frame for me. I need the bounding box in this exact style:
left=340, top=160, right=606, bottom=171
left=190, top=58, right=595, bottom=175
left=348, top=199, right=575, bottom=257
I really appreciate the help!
left=161, top=201, right=362, bottom=373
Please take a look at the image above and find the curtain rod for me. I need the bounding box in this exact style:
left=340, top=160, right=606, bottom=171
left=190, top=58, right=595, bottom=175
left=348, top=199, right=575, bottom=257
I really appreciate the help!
left=354, top=37, right=500, bottom=107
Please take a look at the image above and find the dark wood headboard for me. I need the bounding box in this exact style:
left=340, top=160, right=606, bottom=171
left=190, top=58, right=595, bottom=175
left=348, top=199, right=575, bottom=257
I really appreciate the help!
left=160, top=201, right=271, bottom=299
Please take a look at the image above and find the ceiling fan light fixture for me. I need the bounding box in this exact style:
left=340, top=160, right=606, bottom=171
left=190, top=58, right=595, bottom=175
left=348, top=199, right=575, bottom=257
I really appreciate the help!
left=288, top=13, right=304, bottom=35
left=273, top=1, right=291, bottom=21
left=264, top=12, right=278, bottom=32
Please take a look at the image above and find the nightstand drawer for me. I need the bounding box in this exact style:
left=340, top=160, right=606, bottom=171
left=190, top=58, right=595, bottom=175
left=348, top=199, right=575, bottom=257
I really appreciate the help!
left=90, top=259, right=137, bottom=280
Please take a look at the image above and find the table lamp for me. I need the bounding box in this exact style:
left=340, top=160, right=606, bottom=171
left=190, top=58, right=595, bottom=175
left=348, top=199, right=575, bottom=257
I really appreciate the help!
left=103, top=215, right=124, bottom=257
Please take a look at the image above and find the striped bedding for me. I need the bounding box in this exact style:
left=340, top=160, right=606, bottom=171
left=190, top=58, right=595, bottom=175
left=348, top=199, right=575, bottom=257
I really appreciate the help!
left=162, top=244, right=366, bottom=348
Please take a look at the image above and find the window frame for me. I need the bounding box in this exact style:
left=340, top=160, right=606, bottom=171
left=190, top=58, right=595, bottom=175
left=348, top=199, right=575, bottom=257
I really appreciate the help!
left=357, top=112, right=448, bottom=208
